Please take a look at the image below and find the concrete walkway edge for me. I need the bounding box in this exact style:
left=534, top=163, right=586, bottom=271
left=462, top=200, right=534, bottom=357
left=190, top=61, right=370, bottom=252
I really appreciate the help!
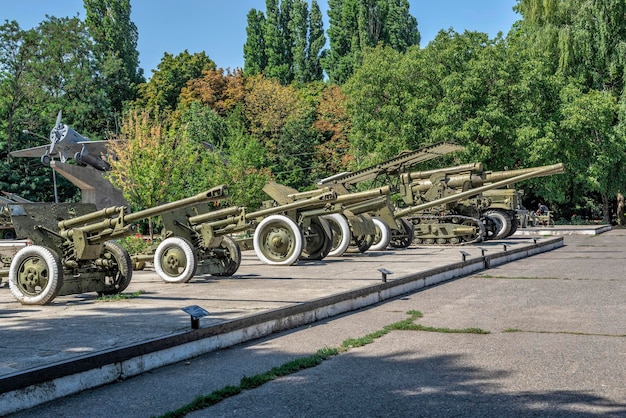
left=0, top=237, right=563, bottom=415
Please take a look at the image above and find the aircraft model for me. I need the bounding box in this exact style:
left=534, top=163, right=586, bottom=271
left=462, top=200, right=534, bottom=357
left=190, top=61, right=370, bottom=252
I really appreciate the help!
left=10, top=111, right=112, bottom=171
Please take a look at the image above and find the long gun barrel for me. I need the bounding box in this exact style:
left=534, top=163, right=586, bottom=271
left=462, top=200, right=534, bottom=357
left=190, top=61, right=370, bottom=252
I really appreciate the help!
left=395, top=163, right=564, bottom=218
left=58, top=185, right=227, bottom=231
left=317, top=142, right=464, bottom=188
left=407, top=163, right=564, bottom=193
left=401, top=162, right=484, bottom=182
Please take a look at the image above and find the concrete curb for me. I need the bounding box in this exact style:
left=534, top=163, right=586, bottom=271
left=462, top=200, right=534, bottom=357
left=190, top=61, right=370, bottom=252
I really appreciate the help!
left=0, top=237, right=563, bottom=415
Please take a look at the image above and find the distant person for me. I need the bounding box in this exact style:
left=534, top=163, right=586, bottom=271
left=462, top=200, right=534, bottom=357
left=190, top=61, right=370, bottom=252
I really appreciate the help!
left=536, top=202, right=549, bottom=215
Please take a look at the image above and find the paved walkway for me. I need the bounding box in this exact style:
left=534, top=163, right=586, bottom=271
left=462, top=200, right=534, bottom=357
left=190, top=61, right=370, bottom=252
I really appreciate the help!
left=3, top=226, right=625, bottom=416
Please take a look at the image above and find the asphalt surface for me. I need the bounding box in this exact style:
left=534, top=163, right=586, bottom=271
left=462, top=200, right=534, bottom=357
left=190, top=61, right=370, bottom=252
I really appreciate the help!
left=2, top=226, right=625, bottom=417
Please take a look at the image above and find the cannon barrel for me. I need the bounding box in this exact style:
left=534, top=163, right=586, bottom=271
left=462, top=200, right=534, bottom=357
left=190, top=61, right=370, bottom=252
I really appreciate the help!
left=125, top=185, right=227, bottom=223
left=408, top=163, right=564, bottom=193
left=287, top=187, right=333, bottom=201
left=247, top=190, right=337, bottom=220
left=483, top=165, right=562, bottom=183
left=395, top=163, right=564, bottom=218
left=342, top=196, right=390, bottom=215
left=401, top=162, right=483, bottom=183
left=57, top=185, right=227, bottom=231
left=188, top=205, right=243, bottom=225
left=411, top=174, right=484, bottom=193
left=333, top=186, right=391, bottom=204
left=58, top=206, right=126, bottom=230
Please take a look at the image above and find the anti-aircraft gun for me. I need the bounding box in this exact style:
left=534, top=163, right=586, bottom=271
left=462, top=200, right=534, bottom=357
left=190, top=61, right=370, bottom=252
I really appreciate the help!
left=316, top=142, right=465, bottom=252
left=6, top=185, right=227, bottom=305
left=396, top=163, right=565, bottom=244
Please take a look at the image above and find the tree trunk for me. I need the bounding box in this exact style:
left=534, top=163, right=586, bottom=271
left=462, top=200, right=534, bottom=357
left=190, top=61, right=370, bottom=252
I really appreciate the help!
left=602, top=194, right=610, bottom=224
left=617, top=192, right=625, bottom=226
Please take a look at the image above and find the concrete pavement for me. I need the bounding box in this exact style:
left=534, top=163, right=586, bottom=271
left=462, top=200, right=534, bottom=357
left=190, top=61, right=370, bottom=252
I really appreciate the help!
left=2, top=226, right=624, bottom=416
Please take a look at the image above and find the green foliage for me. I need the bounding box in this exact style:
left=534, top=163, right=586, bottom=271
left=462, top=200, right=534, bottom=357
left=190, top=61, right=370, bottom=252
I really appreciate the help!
left=84, top=0, right=144, bottom=114
left=244, top=0, right=325, bottom=84
left=323, top=0, right=420, bottom=84
left=243, top=9, right=267, bottom=76
left=135, top=50, right=215, bottom=112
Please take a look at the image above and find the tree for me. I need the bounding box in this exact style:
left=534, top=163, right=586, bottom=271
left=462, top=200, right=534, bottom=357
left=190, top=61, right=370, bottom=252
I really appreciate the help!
left=313, top=84, right=352, bottom=176
left=307, top=0, right=325, bottom=82
left=107, top=110, right=221, bottom=236
left=0, top=16, right=110, bottom=203
left=244, top=0, right=325, bottom=84
left=0, top=21, right=37, bottom=162
left=559, top=85, right=624, bottom=222
left=134, top=50, right=215, bottom=113
left=179, top=67, right=246, bottom=117
left=84, top=0, right=144, bottom=116
left=243, top=9, right=267, bottom=76
left=515, top=0, right=626, bottom=94
left=323, top=0, right=420, bottom=84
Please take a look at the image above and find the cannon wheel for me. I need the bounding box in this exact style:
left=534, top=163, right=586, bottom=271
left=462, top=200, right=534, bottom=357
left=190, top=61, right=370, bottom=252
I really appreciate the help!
left=301, top=216, right=333, bottom=261
left=369, top=218, right=391, bottom=251
left=389, top=218, right=414, bottom=248
left=9, top=245, right=63, bottom=305
left=98, top=241, right=133, bottom=295
left=212, top=235, right=242, bottom=277
left=154, top=237, right=198, bottom=283
left=483, top=210, right=510, bottom=240
left=322, top=214, right=351, bottom=257
left=506, top=215, right=519, bottom=237
left=253, top=215, right=303, bottom=266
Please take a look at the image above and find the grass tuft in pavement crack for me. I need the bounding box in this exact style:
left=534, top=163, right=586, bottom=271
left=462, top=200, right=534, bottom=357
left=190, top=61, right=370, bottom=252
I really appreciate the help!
left=157, top=310, right=489, bottom=418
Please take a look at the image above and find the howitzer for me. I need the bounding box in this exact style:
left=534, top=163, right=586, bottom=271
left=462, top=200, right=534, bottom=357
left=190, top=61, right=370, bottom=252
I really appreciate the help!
left=262, top=182, right=395, bottom=258
left=313, top=143, right=464, bottom=254
left=317, top=142, right=464, bottom=193
left=151, top=183, right=391, bottom=276
left=6, top=185, right=227, bottom=305
left=399, top=162, right=563, bottom=241
left=393, top=163, right=565, bottom=244
left=151, top=189, right=340, bottom=280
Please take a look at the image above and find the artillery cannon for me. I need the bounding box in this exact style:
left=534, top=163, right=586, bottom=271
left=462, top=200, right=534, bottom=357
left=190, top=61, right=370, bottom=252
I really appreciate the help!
left=315, top=142, right=464, bottom=253
left=6, top=185, right=226, bottom=304
left=262, top=182, right=394, bottom=257
left=395, top=163, right=565, bottom=244
left=141, top=188, right=341, bottom=283
left=142, top=184, right=395, bottom=284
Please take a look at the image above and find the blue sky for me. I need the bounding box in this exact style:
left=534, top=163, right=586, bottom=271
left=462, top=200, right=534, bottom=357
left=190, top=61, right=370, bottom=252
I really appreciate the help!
left=2, top=1, right=520, bottom=77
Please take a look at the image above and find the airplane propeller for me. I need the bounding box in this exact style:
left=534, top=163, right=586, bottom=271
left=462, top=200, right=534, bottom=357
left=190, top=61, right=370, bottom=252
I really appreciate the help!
left=49, top=110, right=63, bottom=155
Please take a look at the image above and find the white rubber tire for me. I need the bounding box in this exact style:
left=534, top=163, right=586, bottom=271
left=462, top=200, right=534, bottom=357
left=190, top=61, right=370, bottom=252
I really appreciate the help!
left=9, top=245, right=63, bottom=305
left=369, top=217, right=392, bottom=251
left=322, top=214, right=351, bottom=257
left=154, top=237, right=198, bottom=283
left=253, top=215, right=303, bottom=266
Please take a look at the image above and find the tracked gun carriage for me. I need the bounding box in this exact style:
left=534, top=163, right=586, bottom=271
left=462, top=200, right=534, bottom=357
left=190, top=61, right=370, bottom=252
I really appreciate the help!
left=396, top=163, right=565, bottom=244
left=316, top=142, right=465, bottom=252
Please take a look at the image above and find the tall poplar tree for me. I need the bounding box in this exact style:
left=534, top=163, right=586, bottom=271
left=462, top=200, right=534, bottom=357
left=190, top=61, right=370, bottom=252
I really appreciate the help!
left=244, top=0, right=325, bottom=84
left=244, top=9, right=267, bottom=76
left=323, top=0, right=419, bottom=84
left=307, top=0, right=325, bottom=81
left=84, top=0, right=144, bottom=115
